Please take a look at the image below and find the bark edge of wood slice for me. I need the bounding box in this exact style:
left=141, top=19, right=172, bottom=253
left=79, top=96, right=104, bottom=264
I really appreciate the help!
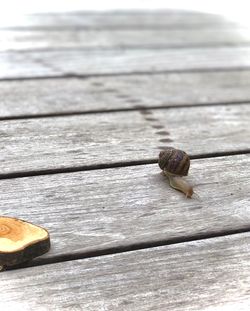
left=0, top=216, right=50, bottom=267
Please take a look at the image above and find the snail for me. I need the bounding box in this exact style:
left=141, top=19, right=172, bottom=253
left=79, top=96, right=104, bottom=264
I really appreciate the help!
left=159, top=147, right=194, bottom=198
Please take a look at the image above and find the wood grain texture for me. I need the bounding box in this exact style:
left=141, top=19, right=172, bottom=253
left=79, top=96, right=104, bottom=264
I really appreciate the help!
left=0, top=104, right=249, bottom=175
left=0, top=10, right=238, bottom=30
left=1, top=70, right=250, bottom=117
left=2, top=28, right=250, bottom=51
left=0, top=154, right=249, bottom=262
left=1, top=233, right=250, bottom=310
left=0, top=216, right=50, bottom=267
left=2, top=47, right=250, bottom=79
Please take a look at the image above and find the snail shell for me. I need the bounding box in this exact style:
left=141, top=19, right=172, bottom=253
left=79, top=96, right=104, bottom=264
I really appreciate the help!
left=158, top=147, right=190, bottom=176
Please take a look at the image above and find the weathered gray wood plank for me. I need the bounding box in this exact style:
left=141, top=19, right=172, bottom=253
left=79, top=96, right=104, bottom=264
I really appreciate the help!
left=0, top=10, right=238, bottom=30
left=2, top=28, right=250, bottom=51
left=0, top=155, right=250, bottom=262
left=2, top=47, right=250, bottom=79
left=1, top=70, right=250, bottom=117
left=1, top=233, right=250, bottom=310
left=0, top=105, right=249, bottom=175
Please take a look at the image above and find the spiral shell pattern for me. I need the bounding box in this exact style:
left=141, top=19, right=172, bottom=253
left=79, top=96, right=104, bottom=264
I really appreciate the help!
left=158, top=147, right=190, bottom=176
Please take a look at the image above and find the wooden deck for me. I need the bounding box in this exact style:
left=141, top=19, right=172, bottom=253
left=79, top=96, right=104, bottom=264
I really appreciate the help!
left=0, top=9, right=250, bottom=310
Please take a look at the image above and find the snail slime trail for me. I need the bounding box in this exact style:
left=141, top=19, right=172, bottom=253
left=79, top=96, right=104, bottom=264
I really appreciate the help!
left=158, top=147, right=194, bottom=198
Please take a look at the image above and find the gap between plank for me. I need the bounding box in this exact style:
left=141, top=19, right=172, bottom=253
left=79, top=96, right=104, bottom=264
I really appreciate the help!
left=0, top=150, right=250, bottom=181
left=1, top=66, right=250, bottom=82
left=0, top=24, right=240, bottom=32
left=5, top=42, right=250, bottom=54
left=6, top=226, right=250, bottom=271
left=0, top=100, right=249, bottom=121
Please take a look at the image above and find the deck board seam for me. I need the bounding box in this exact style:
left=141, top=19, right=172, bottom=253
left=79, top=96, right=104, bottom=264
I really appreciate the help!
left=7, top=227, right=250, bottom=271
left=0, top=150, right=249, bottom=181
left=4, top=42, right=250, bottom=53
left=0, top=101, right=249, bottom=121
left=0, top=24, right=241, bottom=31
left=1, top=66, right=250, bottom=82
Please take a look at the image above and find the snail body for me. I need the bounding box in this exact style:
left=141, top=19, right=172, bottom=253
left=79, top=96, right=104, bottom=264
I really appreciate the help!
left=159, top=148, right=193, bottom=198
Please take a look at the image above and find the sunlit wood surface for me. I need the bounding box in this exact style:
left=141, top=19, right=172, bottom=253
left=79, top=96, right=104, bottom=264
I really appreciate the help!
left=0, top=9, right=250, bottom=310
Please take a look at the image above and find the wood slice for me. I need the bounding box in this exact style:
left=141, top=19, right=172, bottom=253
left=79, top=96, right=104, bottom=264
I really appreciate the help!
left=0, top=217, right=50, bottom=267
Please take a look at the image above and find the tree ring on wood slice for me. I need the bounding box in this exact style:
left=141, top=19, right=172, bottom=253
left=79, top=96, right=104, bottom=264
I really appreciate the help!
left=0, top=216, right=50, bottom=268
